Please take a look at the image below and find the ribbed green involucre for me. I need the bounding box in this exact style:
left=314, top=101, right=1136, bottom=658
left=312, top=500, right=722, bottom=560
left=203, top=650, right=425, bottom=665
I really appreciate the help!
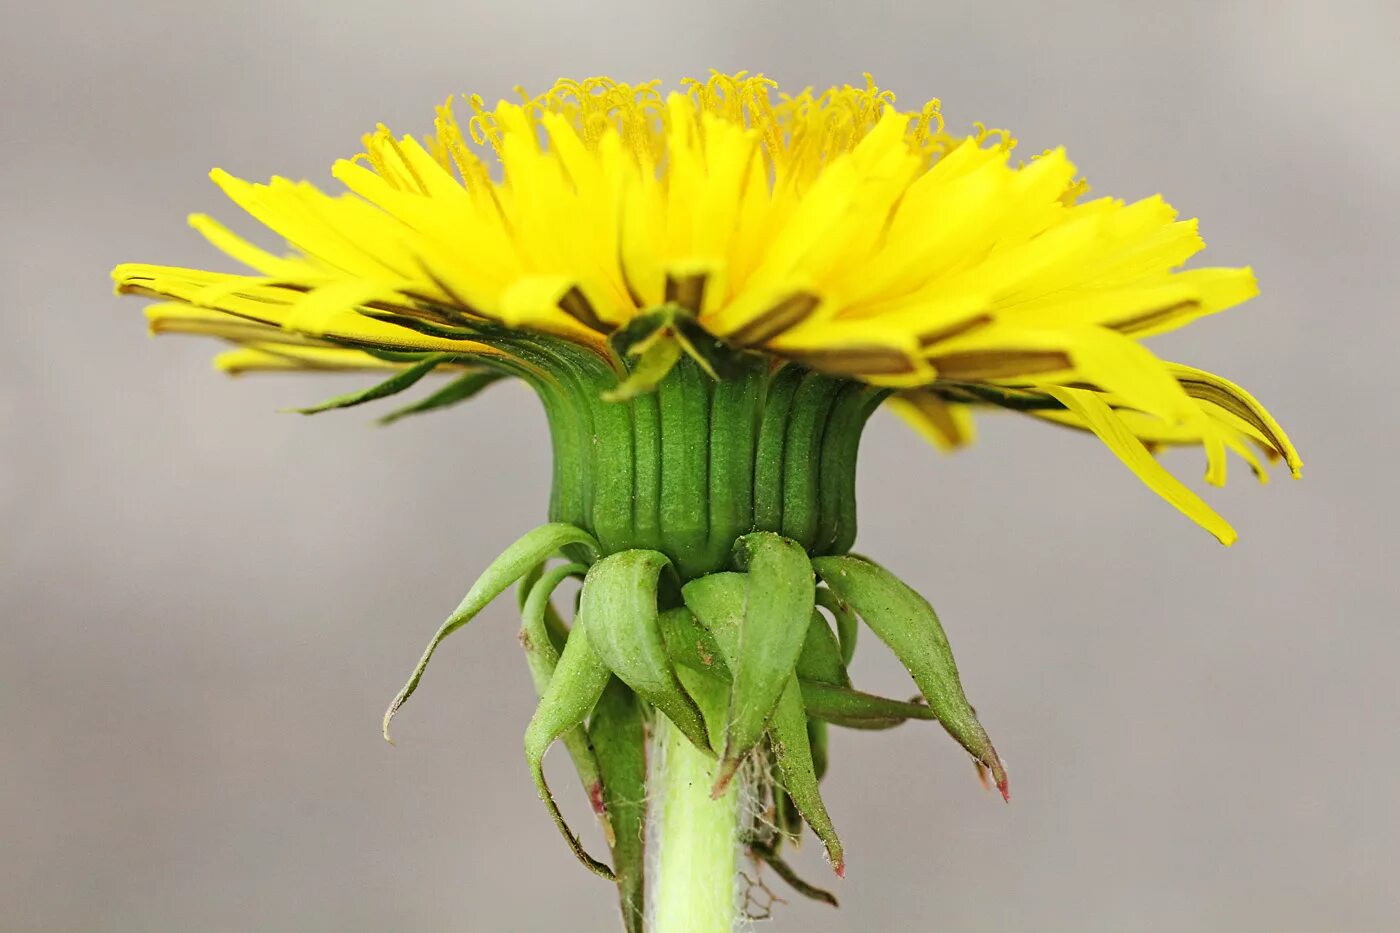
left=526, top=343, right=888, bottom=580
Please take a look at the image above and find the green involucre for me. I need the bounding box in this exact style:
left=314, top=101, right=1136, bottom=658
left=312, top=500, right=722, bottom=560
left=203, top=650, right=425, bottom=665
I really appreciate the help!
left=372, top=352, right=1010, bottom=921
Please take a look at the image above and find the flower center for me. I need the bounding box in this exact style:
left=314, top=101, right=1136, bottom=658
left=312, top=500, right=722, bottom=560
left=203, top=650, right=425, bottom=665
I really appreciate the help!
left=526, top=341, right=887, bottom=579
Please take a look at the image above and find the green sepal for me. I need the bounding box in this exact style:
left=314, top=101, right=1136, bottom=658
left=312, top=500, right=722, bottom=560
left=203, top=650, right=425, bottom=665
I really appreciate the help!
left=812, top=555, right=1009, bottom=798
left=358, top=347, right=441, bottom=364
left=773, top=784, right=803, bottom=841
left=378, top=369, right=504, bottom=424
left=657, top=605, right=729, bottom=683
left=808, top=718, right=829, bottom=783
left=602, top=337, right=683, bottom=403
left=670, top=312, right=750, bottom=382
left=680, top=568, right=837, bottom=860
left=679, top=570, right=783, bottom=764
left=588, top=678, right=648, bottom=933
left=715, top=533, right=816, bottom=790
left=795, top=610, right=849, bottom=687
left=287, top=353, right=453, bottom=414
left=800, top=681, right=940, bottom=730
left=518, top=563, right=606, bottom=837
left=608, top=304, right=751, bottom=386
left=769, top=676, right=844, bottom=875
left=383, top=523, right=600, bottom=742
left=517, top=562, right=571, bottom=654
left=748, top=837, right=839, bottom=908
left=607, top=306, right=672, bottom=358
left=580, top=551, right=712, bottom=753
left=816, top=586, right=859, bottom=667
left=675, top=659, right=733, bottom=755
left=522, top=613, right=616, bottom=879
left=659, top=600, right=931, bottom=731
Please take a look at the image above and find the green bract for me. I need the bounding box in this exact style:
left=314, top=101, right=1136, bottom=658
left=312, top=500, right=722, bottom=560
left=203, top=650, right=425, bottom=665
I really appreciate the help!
left=370, top=354, right=1005, bottom=927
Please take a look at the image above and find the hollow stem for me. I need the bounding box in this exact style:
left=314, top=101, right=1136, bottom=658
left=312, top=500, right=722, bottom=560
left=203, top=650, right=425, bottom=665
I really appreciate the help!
left=648, top=715, right=741, bottom=933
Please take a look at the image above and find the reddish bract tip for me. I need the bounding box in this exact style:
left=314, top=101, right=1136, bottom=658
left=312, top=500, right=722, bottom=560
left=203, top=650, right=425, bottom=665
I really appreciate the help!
left=834, top=862, right=846, bottom=879
left=997, top=777, right=1011, bottom=803
left=588, top=781, right=607, bottom=815
left=710, top=757, right=742, bottom=799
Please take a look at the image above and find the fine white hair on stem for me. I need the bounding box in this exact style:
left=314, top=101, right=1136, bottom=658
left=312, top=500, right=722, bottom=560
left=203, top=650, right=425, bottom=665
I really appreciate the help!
left=645, top=716, right=762, bottom=933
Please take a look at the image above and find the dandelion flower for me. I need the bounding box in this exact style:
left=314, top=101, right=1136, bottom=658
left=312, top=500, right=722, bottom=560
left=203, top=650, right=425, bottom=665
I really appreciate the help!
left=113, top=72, right=1300, bottom=932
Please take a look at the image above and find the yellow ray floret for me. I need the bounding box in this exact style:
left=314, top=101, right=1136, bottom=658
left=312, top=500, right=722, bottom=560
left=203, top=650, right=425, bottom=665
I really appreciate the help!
left=112, top=71, right=1299, bottom=544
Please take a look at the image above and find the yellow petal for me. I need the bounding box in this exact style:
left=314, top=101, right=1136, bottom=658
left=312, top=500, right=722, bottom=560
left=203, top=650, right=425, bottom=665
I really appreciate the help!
left=1045, top=387, right=1237, bottom=546
left=887, top=390, right=978, bottom=452
left=214, top=345, right=409, bottom=374
left=1167, top=363, right=1301, bottom=477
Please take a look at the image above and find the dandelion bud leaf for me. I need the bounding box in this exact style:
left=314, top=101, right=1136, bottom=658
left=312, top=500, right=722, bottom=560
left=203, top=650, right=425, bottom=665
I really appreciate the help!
left=712, top=533, right=816, bottom=791
left=671, top=312, right=749, bottom=382
left=769, top=677, right=844, bottom=875
left=773, top=786, right=804, bottom=841
left=588, top=679, right=648, bottom=933
left=748, top=837, right=840, bottom=908
left=601, top=337, right=682, bottom=402
left=656, top=605, right=729, bottom=683
left=523, top=616, right=616, bottom=879
left=518, top=563, right=606, bottom=840
left=795, top=609, right=849, bottom=687
left=288, top=352, right=452, bottom=414
left=580, top=551, right=711, bottom=753
left=800, top=681, right=939, bottom=730
left=816, top=587, right=858, bottom=667
left=812, top=555, right=1009, bottom=800
left=378, top=369, right=503, bottom=424
left=383, top=523, right=599, bottom=742
left=607, top=306, right=672, bottom=358
left=809, top=718, right=829, bottom=782
left=660, top=599, right=920, bottom=729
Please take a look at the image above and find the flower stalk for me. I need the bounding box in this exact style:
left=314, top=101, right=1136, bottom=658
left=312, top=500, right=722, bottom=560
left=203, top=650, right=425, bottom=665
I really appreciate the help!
left=649, top=714, right=743, bottom=933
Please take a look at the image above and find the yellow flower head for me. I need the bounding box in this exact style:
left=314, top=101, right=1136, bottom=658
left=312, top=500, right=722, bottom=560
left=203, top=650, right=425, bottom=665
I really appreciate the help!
left=113, top=72, right=1299, bottom=545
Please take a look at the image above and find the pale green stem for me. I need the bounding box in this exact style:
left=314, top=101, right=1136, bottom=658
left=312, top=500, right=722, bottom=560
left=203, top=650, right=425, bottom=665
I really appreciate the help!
left=648, top=715, right=741, bottom=933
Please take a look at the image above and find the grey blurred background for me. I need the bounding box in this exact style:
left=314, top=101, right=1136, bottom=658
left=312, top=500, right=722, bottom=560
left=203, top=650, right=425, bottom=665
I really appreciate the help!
left=3, top=1, right=1396, bottom=930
